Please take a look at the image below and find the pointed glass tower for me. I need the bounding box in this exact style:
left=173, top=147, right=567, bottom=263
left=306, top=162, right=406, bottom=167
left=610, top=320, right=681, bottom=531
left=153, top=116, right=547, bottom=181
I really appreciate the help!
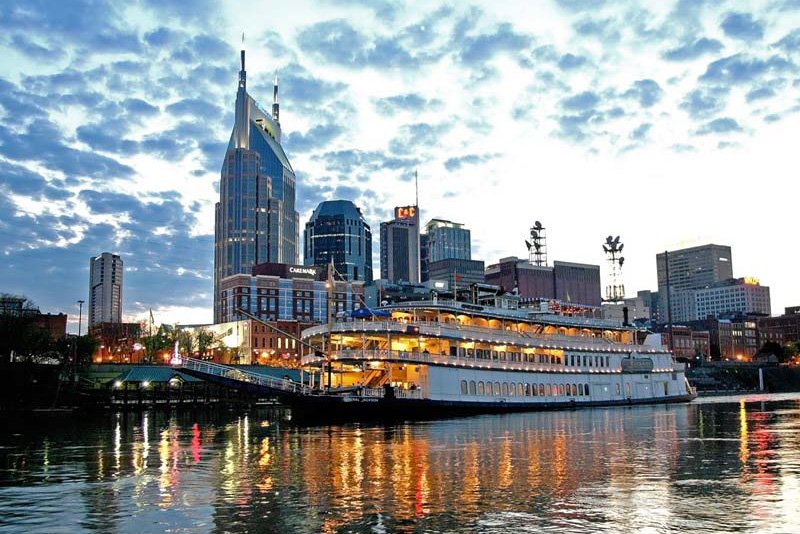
left=214, top=50, right=299, bottom=323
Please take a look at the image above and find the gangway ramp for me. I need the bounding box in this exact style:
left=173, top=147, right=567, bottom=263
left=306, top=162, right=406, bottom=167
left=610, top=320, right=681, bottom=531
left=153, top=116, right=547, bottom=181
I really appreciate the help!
left=179, top=357, right=312, bottom=398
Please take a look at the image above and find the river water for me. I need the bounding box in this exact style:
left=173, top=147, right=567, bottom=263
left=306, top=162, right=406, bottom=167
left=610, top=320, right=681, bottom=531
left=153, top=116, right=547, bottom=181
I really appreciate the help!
left=1, top=394, right=799, bottom=533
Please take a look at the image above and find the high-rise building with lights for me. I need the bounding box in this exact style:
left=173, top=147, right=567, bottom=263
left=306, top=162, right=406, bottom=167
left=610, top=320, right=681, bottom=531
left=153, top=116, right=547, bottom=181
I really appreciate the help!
left=304, top=200, right=373, bottom=283
left=214, top=50, right=299, bottom=323
left=380, top=206, right=420, bottom=283
left=89, top=252, right=123, bottom=326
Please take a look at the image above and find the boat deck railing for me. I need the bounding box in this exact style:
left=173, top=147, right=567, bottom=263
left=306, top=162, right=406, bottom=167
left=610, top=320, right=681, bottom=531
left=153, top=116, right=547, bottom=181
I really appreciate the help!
left=301, top=320, right=657, bottom=353
left=180, top=357, right=313, bottom=395
left=302, top=349, right=682, bottom=375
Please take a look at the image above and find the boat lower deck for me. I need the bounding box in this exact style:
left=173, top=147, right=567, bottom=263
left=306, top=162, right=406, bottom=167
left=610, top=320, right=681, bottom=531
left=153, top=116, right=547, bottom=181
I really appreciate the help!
left=287, top=391, right=697, bottom=422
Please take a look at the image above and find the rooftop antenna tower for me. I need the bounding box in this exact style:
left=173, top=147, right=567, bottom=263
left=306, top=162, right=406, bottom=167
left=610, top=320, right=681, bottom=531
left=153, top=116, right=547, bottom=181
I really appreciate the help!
left=603, top=235, right=625, bottom=302
left=525, top=221, right=547, bottom=266
left=414, top=169, right=419, bottom=208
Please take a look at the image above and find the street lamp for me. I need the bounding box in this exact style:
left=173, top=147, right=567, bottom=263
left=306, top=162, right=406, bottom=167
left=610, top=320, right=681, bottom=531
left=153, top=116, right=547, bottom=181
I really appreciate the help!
left=77, top=300, right=85, bottom=336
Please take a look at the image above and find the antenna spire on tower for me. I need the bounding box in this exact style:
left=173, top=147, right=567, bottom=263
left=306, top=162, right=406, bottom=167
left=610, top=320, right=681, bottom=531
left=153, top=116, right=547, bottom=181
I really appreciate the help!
left=272, top=73, right=280, bottom=123
left=415, top=169, right=419, bottom=208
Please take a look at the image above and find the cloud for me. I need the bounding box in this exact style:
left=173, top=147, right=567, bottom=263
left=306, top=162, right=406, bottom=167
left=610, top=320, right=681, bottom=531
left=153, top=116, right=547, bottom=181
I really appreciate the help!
left=284, top=124, right=344, bottom=153
left=554, top=0, right=606, bottom=11
left=623, top=79, right=663, bottom=107
left=0, top=120, right=135, bottom=179
left=720, top=12, right=764, bottom=41
left=458, top=22, right=533, bottom=64
left=10, top=34, right=66, bottom=62
left=298, top=19, right=423, bottom=68
left=629, top=123, right=652, bottom=141
left=680, top=87, right=728, bottom=118
left=662, top=37, right=724, bottom=61
left=388, top=122, right=452, bottom=155
left=773, top=29, right=800, bottom=53
left=557, top=53, right=588, bottom=70
left=746, top=86, right=777, bottom=102
left=279, top=64, right=348, bottom=107
left=695, top=117, right=743, bottom=135
left=374, top=94, right=443, bottom=115
left=700, top=54, right=794, bottom=85
left=574, top=17, right=620, bottom=43
left=166, top=98, right=224, bottom=118
left=316, top=149, right=419, bottom=176
left=561, top=91, right=600, bottom=111
left=443, top=153, right=499, bottom=171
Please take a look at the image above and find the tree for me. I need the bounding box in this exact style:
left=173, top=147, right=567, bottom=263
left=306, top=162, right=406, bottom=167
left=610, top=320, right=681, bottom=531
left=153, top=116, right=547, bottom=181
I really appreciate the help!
left=757, top=341, right=785, bottom=360
left=177, top=328, right=194, bottom=357
left=0, top=294, right=51, bottom=363
left=196, top=328, right=222, bottom=357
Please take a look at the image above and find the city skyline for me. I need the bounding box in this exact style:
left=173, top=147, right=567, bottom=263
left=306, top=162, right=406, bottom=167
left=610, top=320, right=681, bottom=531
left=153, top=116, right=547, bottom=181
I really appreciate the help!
left=0, top=1, right=798, bottom=328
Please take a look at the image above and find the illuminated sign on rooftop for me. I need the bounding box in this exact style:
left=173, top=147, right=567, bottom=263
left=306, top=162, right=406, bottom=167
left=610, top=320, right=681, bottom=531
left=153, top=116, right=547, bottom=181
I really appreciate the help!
left=395, top=206, right=417, bottom=220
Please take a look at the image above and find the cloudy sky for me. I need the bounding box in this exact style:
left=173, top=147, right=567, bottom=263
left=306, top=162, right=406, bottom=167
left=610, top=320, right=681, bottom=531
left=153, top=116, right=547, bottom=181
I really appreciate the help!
left=1, top=0, right=798, bottom=329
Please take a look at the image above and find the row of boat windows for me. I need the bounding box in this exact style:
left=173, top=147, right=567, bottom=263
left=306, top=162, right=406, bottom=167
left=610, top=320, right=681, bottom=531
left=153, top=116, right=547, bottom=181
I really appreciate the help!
left=459, top=380, right=590, bottom=398
left=451, top=348, right=613, bottom=368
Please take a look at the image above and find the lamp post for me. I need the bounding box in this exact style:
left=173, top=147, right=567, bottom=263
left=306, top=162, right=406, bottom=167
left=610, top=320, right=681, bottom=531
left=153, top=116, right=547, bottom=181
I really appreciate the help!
left=77, top=300, right=85, bottom=336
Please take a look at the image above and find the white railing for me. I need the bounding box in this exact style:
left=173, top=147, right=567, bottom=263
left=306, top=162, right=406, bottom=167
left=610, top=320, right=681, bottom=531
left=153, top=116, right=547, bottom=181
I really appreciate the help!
left=314, top=348, right=621, bottom=374
left=301, top=320, right=649, bottom=353
left=180, top=357, right=312, bottom=395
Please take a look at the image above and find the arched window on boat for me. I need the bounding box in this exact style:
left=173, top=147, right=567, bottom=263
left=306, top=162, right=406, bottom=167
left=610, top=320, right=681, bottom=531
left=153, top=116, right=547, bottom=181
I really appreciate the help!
left=585, top=384, right=590, bottom=396
left=517, top=383, right=524, bottom=396
left=478, top=381, right=485, bottom=395
left=577, top=384, right=583, bottom=396
left=546, top=384, right=552, bottom=396
left=469, top=381, right=476, bottom=395
left=502, top=382, right=509, bottom=396
left=565, top=385, right=571, bottom=396
left=525, top=383, right=532, bottom=396
left=558, top=384, right=565, bottom=396
left=461, top=380, right=468, bottom=395
left=495, top=382, right=501, bottom=395
left=508, top=383, right=515, bottom=396
left=606, top=356, right=611, bottom=367
left=571, top=384, right=578, bottom=396
left=486, top=382, right=493, bottom=395
left=615, top=383, right=621, bottom=396
left=537, top=384, right=543, bottom=396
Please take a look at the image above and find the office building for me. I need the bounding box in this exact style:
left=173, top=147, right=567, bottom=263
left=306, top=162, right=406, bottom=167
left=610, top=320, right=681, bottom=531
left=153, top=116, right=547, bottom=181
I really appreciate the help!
left=214, top=49, right=299, bottom=322
left=759, top=306, right=800, bottom=345
left=681, top=277, right=771, bottom=322
left=656, top=244, right=732, bottom=322
left=425, top=218, right=471, bottom=263
left=428, top=258, right=485, bottom=286
left=485, top=257, right=602, bottom=308
left=380, top=206, right=420, bottom=284
left=304, top=200, right=373, bottom=283
left=89, top=252, right=123, bottom=326
left=217, top=261, right=365, bottom=325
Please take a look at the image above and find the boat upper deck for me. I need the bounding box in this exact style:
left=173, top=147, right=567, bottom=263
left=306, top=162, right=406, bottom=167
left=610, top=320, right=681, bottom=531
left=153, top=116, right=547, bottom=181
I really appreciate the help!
left=302, top=300, right=667, bottom=355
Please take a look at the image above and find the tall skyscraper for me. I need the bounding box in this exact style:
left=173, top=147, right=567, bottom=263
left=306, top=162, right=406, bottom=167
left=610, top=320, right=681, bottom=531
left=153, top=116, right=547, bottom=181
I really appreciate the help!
left=89, top=252, right=123, bottom=326
left=214, top=50, right=299, bottom=322
left=304, top=200, right=373, bottom=283
left=380, top=206, right=420, bottom=283
left=425, top=218, right=471, bottom=263
left=656, top=244, right=733, bottom=323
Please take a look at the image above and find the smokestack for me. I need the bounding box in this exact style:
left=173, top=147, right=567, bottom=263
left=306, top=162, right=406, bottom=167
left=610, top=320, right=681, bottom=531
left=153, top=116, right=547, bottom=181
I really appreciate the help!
left=623, top=306, right=629, bottom=327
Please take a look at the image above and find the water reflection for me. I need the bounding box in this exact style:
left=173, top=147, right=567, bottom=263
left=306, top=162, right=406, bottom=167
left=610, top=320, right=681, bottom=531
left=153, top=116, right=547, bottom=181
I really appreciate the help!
left=0, top=395, right=798, bottom=533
